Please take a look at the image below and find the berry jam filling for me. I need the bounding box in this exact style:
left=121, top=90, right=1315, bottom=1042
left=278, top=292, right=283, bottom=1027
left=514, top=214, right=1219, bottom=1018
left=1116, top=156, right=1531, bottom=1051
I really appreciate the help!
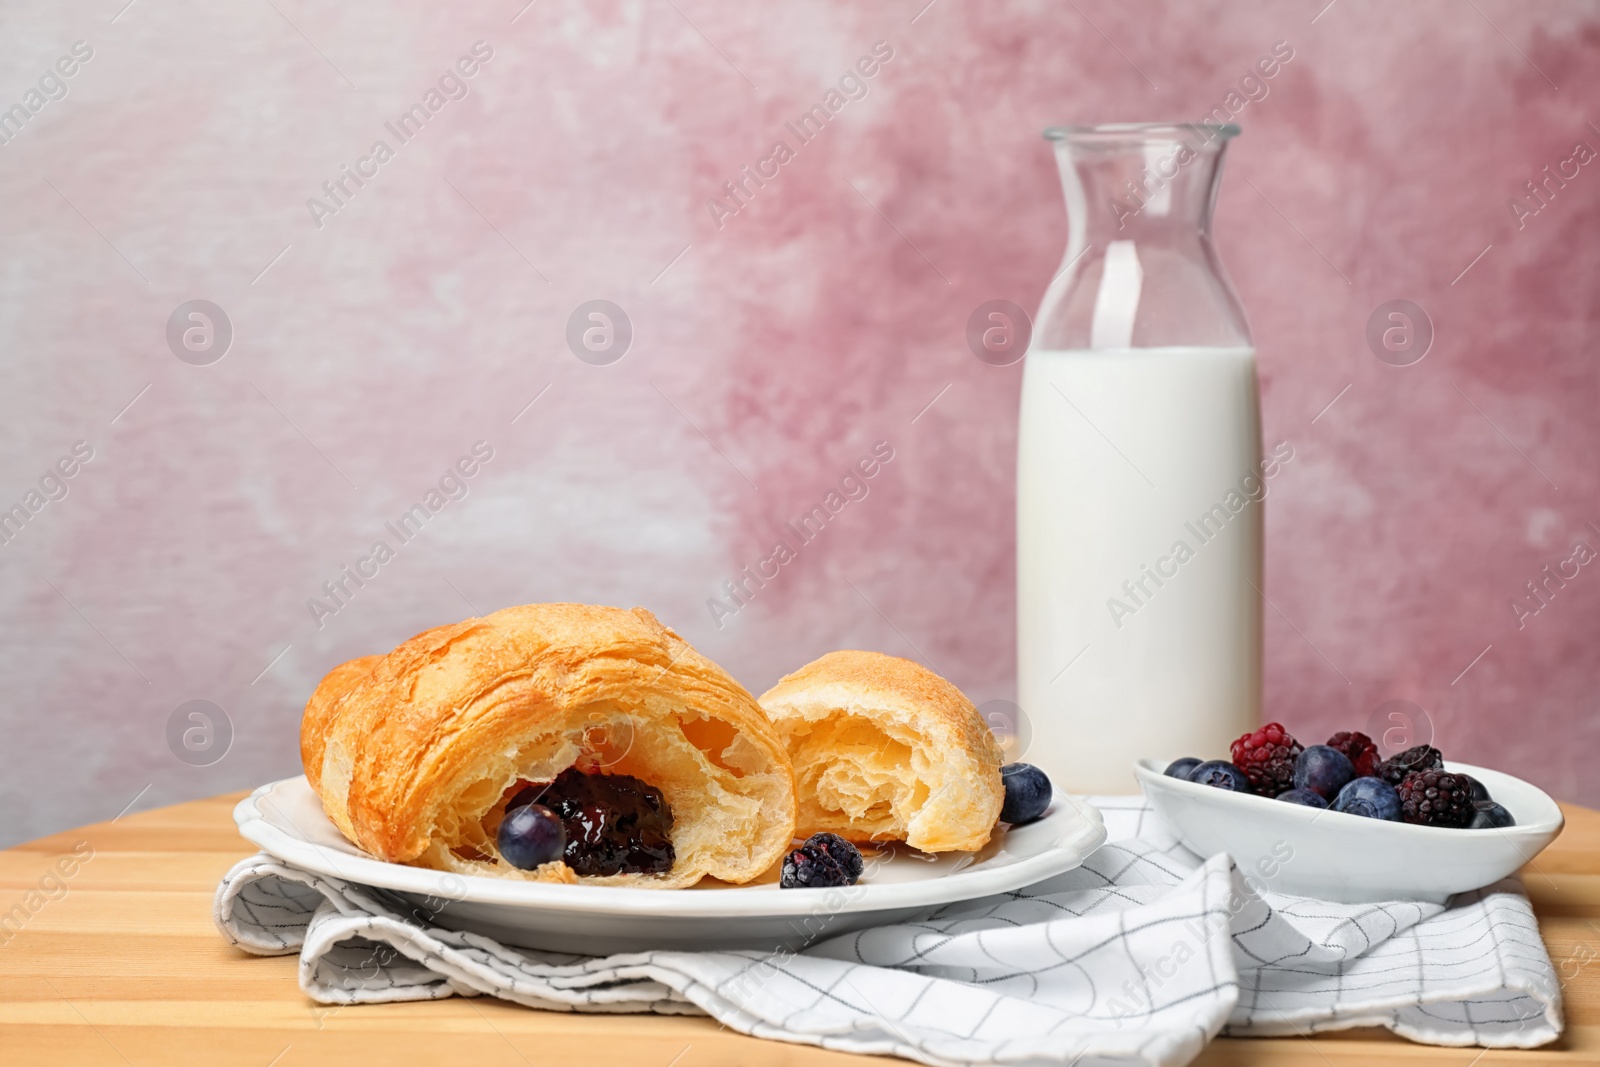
left=506, top=768, right=674, bottom=877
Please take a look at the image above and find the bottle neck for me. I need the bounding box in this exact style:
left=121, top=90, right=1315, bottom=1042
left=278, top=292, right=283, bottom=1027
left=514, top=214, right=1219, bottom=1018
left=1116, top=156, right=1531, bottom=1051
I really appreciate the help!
left=1057, top=134, right=1225, bottom=251
left=1034, top=129, right=1250, bottom=351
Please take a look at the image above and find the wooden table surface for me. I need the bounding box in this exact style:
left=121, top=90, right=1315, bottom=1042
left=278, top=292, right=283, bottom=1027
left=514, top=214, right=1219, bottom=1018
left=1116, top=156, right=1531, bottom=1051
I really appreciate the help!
left=2, top=793, right=1598, bottom=1067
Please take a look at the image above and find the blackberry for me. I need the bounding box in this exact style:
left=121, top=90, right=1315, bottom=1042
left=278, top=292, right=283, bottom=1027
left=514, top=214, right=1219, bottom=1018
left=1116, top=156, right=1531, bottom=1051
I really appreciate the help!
left=803, top=833, right=864, bottom=881
left=1325, top=730, right=1380, bottom=777
left=1375, top=744, right=1443, bottom=785
left=781, top=833, right=864, bottom=889
left=1229, top=723, right=1303, bottom=795
left=1396, top=769, right=1474, bottom=828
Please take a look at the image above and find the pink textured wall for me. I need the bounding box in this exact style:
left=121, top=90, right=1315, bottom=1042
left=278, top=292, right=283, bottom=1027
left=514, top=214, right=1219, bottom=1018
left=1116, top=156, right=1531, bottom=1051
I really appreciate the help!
left=2, top=0, right=1597, bottom=845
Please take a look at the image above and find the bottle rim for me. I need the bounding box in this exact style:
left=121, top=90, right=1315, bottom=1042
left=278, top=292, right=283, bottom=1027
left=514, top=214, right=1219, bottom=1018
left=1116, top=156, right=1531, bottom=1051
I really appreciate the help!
left=1043, top=122, right=1241, bottom=144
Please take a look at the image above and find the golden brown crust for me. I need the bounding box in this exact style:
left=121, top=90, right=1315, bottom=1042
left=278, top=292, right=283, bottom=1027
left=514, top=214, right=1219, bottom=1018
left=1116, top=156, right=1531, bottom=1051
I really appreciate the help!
left=301, top=604, right=797, bottom=888
left=301, top=654, right=383, bottom=798
left=759, top=650, right=1004, bottom=852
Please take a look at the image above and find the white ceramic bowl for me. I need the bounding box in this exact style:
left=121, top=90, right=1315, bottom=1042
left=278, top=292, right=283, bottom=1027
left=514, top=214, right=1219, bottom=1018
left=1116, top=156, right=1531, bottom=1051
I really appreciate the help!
left=1134, top=758, right=1564, bottom=904
left=235, top=776, right=1107, bottom=954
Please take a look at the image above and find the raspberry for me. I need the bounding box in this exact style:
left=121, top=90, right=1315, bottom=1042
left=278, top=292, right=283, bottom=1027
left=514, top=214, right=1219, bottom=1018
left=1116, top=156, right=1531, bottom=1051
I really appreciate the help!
left=1325, top=731, right=1380, bottom=777
left=1396, top=769, right=1474, bottom=828
left=1375, top=744, right=1442, bottom=785
left=1230, top=723, right=1303, bottom=795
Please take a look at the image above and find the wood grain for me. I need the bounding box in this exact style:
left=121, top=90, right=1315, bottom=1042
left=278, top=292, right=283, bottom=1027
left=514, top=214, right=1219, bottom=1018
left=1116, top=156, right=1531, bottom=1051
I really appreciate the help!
left=2, top=794, right=1597, bottom=1066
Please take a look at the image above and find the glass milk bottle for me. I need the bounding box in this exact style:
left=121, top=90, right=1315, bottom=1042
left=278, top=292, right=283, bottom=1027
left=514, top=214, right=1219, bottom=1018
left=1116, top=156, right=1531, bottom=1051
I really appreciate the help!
left=1017, top=123, right=1261, bottom=794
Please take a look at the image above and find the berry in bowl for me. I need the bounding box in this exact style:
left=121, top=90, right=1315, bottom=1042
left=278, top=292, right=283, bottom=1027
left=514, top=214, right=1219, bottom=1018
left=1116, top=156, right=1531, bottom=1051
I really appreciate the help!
left=1138, top=724, right=1564, bottom=903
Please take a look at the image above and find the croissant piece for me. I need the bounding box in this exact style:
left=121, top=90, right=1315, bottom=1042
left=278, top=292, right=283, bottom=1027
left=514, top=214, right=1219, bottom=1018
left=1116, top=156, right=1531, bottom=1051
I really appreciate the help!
left=300, top=603, right=797, bottom=888
left=759, top=650, right=1004, bottom=853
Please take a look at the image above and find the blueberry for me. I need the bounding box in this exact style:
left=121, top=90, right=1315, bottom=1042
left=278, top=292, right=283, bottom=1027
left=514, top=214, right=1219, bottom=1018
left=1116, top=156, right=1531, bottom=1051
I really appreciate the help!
left=1292, top=745, right=1355, bottom=800
left=999, top=763, right=1052, bottom=824
left=1331, top=777, right=1401, bottom=821
left=1189, top=760, right=1253, bottom=793
left=497, top=803, right=566, bottom=870
left=1164, top=757, right=1203, bottom=779
left=1276, top=788, right=1329, bottom=808
left=1469, top=802, right=1515, bottom=829
left=1462, top=775, right=1492, bottom=805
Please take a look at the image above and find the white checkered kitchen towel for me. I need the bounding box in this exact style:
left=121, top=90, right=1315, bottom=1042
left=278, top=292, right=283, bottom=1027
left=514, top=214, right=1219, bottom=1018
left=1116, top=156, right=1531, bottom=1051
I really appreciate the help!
left=214, top=797, right=1561, bottom=1067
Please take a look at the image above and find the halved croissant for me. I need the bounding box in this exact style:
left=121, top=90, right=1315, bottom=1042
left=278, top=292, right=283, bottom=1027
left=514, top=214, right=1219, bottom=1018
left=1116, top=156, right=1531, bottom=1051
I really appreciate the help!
left=759, top=650, right=1005, bottom=853
left=300, top=603, right=797, bottom=888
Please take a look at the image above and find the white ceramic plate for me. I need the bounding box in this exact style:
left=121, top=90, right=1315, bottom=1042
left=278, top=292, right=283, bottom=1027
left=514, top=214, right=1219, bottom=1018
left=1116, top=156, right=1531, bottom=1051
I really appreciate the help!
left=235, top=776, right=1107, bottom=954
left=1135, top=757, right=1564, bottom=904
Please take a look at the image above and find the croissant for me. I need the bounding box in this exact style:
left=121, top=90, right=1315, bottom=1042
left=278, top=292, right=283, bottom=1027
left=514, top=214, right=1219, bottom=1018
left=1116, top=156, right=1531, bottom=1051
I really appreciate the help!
left=758, top=650, right=1004, bottom=852
left=300, top=603, right=797, bottom=888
